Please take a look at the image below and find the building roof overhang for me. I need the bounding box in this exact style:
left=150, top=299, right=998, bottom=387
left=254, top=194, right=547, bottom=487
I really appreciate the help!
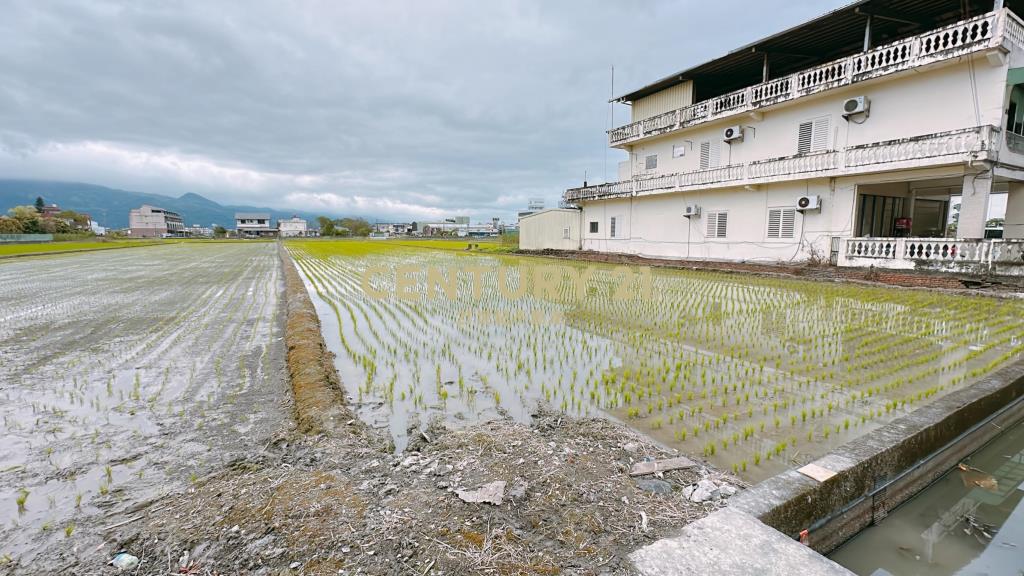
left=614, top=0, right=1019, bottom=104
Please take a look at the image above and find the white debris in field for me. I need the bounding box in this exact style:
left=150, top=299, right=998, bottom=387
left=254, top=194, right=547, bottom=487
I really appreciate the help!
left=629, top=456, right=697, bottom=477
left=108, top=552, right=139, bottom=571
left=681, top=478, right=738, bottom=503
left=455, top=480, right=506, bottom=505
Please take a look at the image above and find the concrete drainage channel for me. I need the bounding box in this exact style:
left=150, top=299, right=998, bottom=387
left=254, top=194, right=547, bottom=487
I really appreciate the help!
left=631, top=359, right=1024, bottom=575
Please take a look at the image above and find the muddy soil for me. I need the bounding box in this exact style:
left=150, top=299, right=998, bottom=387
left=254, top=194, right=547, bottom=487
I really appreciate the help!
left=0, top=244, right=288, bottom=574
left=0, top=244, right=735, bottom=575
left=100, top=411, right=733, bottom=575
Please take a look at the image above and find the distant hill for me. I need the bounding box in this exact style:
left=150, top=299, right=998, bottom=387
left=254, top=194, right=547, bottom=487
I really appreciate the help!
left=0, top=180, right=324, bottom=229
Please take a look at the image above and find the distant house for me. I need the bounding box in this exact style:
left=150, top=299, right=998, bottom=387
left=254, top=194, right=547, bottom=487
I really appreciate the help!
left=235, top=213, right=276, bottom=238
left=185, top=224, right=214, bottom=238
left=277, top=215, right=309, bottom=237
left=129, top=205, right=185, bottom=237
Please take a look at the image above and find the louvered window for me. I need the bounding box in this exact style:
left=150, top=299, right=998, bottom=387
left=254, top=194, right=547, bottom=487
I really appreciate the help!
left=706, top=211, right=728, bottom=238
left=797, top=117, right=830, bottom=154
left=767, top=208, right=796, bottom=239
left=699, top=141, right=720, bottom=170
left=610, top=216, right=617, bottom=238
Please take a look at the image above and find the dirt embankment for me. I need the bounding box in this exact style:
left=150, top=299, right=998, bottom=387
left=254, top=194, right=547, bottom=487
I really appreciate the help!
left=279, top=247, right=364, bottom=437
left=91, top=245, right=736, bottom=576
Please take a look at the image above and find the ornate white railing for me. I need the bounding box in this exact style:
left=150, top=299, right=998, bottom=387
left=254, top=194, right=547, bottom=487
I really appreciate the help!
left=840, top=237, right=1024, bottom=272
left=610, top=10, right=1010, bottom=146
left=564, top=127, right=995, bottom=203
left=678, top=164, right=745, bottom=187
left=845, top=126, right=994, bottom=167
left=748, top=151, right=840, bottom=179
left=846, top=238, right=900, bottom=259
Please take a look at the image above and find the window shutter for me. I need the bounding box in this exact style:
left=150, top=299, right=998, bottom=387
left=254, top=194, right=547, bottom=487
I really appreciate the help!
left=700, top=142, right=710, bottom=170
left=768, top=208, right=796, bottom=239
left=781, top=208, right=796, bottom=238
left=812, top=117, right=830, bottom=152
left=709, top=142, right=720, bottom=168
left=706, top=212, right=727, bottom=238
left=797, top=122, right=813, bottom=154
left=767, top=209, right=781, bottom=238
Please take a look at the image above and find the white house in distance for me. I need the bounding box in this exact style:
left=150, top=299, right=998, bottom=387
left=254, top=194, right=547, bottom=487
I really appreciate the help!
left=542, top=0, right=1024, bottom=276
left=278, top=215, right=309, bottom=237
left=235, top=212, right=276, bottom=238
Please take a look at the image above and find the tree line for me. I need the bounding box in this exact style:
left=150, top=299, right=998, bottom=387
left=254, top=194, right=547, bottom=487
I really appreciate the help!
left=0, top=197, right=93, bottom=235
left=316, top=216, right=373, bottom=237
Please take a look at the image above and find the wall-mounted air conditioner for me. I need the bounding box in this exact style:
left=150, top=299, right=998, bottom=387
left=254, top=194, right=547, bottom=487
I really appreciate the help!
left=842, top=96, right=869, bottom=118
left=797, top=195, right=821, bottom=212
left=722, top=125, right=744, bottom=142
left=684, top=205, right=701, bottom=218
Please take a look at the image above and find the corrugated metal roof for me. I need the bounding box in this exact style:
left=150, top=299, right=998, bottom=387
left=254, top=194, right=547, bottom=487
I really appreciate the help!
left=616, top=0, right=1016, bottom=103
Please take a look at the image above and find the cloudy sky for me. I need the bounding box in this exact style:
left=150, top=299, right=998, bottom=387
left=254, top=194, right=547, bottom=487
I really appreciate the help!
left=0, top=0, right=848, bottom=222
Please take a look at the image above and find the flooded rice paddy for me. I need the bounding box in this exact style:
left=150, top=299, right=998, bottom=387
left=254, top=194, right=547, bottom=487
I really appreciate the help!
left=831, top=417, right=1024, bottom=575
left=290, top=240, right=1024, bottom=482
left=0, top=243, right=285, bottom=563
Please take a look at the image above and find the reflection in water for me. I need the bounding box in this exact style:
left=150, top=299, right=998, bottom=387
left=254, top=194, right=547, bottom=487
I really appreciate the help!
left=831, top=419, right=1024, bottom=575
left=290, top=241, right=1024, bottom=483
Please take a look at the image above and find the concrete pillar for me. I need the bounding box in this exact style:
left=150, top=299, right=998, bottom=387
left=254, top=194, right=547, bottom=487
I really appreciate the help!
left=959, top=173, right=992, bottom=239
left=1006, top=182, right=1024, bottom=239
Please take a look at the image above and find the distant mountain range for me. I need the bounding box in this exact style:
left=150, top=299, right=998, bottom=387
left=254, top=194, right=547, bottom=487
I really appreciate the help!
left=0, top=180, right=324, bottom=229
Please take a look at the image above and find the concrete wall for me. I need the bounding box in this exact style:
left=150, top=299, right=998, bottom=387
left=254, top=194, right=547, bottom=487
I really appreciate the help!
left=519, top=209, right=581, bottom=251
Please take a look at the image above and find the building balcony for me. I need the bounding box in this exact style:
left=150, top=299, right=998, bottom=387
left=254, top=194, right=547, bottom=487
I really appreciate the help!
left=609, top=9, right=1024, bottom=148
left=565, top=126, right=1000, bottom=203
left=837, top=236, right=1024, bottom=276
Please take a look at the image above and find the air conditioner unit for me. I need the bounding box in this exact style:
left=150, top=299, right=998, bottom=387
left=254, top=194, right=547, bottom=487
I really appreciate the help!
left=842, top=96, right=870, bottom=117
left=723, top=125, right=744, bottom=142
left=797, top=195, right=821, bottom=212
left=683, top=205, right=701, bottom=218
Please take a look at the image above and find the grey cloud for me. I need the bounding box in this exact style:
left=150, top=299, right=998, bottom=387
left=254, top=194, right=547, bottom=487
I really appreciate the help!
left=0, top=0, right=847, bottom=221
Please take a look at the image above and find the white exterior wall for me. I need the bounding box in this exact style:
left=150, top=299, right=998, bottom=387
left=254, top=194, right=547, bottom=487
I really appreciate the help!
left=578, top=51, right=1018, bottom=262
left=631, top=81, right=693, bottom=122
left=279, top=218, right=308, bottom=237
left=520, top=209, right=581, bottom=251
left=625, top=59, right=1007, bottom=179
left=581, top=166, right=970, bottom=262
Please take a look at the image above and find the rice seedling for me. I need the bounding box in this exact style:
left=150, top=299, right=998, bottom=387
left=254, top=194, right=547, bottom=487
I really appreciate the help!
left=286, top=240, right=1024, bottom=480
left=15, top=489, right=29, bottom=513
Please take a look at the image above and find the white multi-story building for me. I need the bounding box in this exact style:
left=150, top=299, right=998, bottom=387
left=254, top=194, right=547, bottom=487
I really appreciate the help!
left=129, top=205, right=185, bottom=237
left=278, top=216, right=309, bottom=237
left=235, top=212, right=276, bottom=238
left=551, top=1, right=1024, bottom=275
